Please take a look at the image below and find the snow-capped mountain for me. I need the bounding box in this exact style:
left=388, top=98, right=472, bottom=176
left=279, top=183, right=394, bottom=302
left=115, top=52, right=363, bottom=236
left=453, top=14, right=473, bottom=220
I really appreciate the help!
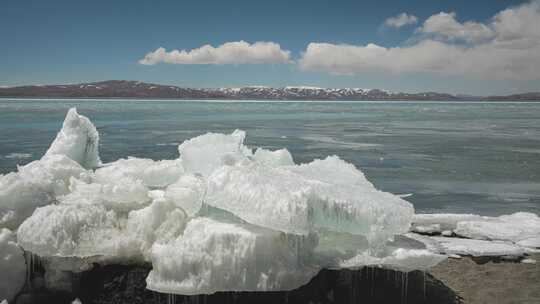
left=0, top=80, right=538, bottom=101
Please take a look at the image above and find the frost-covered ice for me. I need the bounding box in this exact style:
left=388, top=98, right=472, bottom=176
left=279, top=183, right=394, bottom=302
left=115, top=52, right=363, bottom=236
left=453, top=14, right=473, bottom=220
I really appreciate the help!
left=252, top=148, right=294, bottom=167
left=6, top=107, right=538, bottom=296
left=96, top=157, right=184, bottom=188
left=178, top=130, right=248, bottom=177
left=45, top=108, right=100, bottom=169
left=408, top=212, right=540, bottom=258
left=0, top=229, right=26, bottom=302
left=146, top=217, right=318, bottom=294
left=412, top=213, right=485, bottom=233
left=17, top=203, right=131, bottom=259
left=411, top=212, right=540, bottom=252
left=431, top=237, right=526, bottom=257
left=206, top=156, right=414, bottom=245
left=340, top=248, right=447, bottom=271
left=0, top=155, right=87, bottom=229
left=454, top=212, right=540, bottom=245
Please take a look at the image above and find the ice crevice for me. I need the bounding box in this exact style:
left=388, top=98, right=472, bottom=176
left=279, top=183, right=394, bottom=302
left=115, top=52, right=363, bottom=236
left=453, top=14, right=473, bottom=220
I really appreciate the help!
left=1, top=108, right=539, bottom=300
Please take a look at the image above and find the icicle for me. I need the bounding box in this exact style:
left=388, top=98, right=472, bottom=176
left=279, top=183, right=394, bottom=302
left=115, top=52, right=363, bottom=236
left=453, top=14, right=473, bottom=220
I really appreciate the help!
left=370, top=267, right=375, bottom=297
left=423, top=270, right=427, bottom=300
left=404, top=272, right=408, bottom=304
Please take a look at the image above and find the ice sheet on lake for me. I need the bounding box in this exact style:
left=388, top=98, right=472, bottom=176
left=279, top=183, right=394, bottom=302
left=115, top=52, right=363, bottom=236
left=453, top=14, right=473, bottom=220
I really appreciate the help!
left=454, top=212, right=540, bottom=246
left=431, top=237, right=526, bottom=257
left=412, top=212, right=540, bottom=249
left=412, top=213, right=485, bottom=232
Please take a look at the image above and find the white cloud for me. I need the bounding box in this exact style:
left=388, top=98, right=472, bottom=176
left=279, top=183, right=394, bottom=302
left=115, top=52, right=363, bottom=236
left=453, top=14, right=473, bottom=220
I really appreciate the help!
left=299, top=1, right=540, bottom=80
left=418, top=12, right=495, bottom=43
left=139, top=41, right=291, bottom=65
left=384, top=13, right=418, bottom=28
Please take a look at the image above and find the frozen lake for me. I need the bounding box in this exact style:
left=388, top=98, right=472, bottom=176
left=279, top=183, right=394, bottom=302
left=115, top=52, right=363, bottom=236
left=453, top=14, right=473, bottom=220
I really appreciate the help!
left=1, top=98, right=539, bottom=215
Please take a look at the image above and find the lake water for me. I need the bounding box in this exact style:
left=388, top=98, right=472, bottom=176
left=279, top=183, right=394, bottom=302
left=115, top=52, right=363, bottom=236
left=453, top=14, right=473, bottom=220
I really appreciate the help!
left=1, top=98, right=539, bottom=215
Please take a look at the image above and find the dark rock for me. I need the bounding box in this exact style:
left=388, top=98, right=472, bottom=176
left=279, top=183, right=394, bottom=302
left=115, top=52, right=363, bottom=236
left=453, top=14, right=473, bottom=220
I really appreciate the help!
left=73, top=264, right=462, bottom=304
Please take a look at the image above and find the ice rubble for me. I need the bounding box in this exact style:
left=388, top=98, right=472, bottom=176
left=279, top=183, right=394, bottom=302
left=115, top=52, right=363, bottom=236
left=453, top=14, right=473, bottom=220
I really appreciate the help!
left=0, top=155, right=87, bottom=229
left=411, top=212, right=540, bottom=252
left=3, top=107, right=540, bottom=296
left=0, top=228, right=26, bottom=302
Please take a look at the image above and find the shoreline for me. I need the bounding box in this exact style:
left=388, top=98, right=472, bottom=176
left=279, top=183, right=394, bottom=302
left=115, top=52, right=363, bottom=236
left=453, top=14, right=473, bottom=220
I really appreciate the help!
left=431, top=253, right=540, bottom=303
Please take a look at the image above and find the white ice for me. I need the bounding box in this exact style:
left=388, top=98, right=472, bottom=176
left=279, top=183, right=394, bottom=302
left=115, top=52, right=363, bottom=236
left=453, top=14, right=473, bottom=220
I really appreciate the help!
left=0, top=229, right=26, bottom=302
left=45, top=108, right=101, bottom=169
left=178, top=130, right=248, bottom=177
left=341, top=248, right=447, bottom=271
left=207, top=156, right=414, bottom=247
left=412, top=213, right=485, bottom=232
left=454, top=212, right=540, bottom=246
left=0, top=154, right=87, bottom=229
left=252, top=148, right=294, bottom=167
left=96, top=157, right=184, bottom=188
left=431, top=237, right=526, bottom=257
left=17, top=203, right=132, bottom=259
left=146, top=217, right=318, bottom=295
left=411, top=212, right=540, bottom=249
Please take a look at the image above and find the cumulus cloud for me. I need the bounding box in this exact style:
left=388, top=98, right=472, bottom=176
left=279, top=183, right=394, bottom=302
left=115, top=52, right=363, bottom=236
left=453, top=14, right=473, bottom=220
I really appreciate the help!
left=139, top=41, right=291, bottom=65
left=384, top=13, right=418, bottom=28
left=299, top=1, right=540, bottom=80
left=418, top=12, right=495, bottom=43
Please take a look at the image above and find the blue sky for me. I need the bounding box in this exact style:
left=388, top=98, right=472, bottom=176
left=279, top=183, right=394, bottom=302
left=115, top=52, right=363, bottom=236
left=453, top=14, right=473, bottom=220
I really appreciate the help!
left=1, top=0, right=538, bottom=95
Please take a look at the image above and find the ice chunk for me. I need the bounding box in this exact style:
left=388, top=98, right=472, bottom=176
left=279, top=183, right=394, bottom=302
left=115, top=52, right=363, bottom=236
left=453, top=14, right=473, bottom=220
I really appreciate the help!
left=411, top=224, right=441, bottom=235
left=412, top=213, right=485, bottom=231
left=163, top=174, right=206, bottom=217
left=286, top=155, right=374, bottom=188
left=96, top=157, right=184, bottom=188
left=253, top=148, right=294, bottom=167
left=516, top=236, right=540, bottom=248
left=61, top=175, right=151, bottom=212
left=432, top=237, right=525, bottom=257
left=45, top=108, right=100, bottom=169
left=178, top=130, right=248, bottom=177
left=17, top=203, right=133, bottom=259
left=0, top=229, right=26, bottom=302
left=207, top=157, right=414, bottom=247
left=0, top=155, right=86, bottom=229
left=126, top=196, right=188, bottom=259
left=341, top=248, right=447, bottom=270
left=146, top=217, right=318, bottom=295
left=454, top=212, right=540, bottom=244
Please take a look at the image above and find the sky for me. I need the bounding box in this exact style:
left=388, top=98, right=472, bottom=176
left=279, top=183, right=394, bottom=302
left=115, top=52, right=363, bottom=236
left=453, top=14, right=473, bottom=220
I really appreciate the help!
left=1, top=0, right=539, bottom=95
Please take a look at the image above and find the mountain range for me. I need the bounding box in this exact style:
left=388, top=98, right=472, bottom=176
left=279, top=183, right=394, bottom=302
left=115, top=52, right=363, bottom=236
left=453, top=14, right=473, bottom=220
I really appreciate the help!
left=1, top=80, right=539, bottom=101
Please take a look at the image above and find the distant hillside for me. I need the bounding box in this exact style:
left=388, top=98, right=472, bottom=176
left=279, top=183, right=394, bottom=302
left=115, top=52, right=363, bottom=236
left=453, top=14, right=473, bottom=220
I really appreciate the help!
left=0, top=80, right=538, bottom=101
